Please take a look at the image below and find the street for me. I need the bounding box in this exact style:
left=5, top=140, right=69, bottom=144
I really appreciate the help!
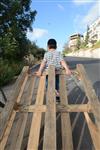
left=64, top=56, right=100, bottom=150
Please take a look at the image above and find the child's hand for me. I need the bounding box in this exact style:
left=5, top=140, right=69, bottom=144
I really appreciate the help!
left=35, top=71, right=42, bottom=77
left=65, top=69, right=72, bottom=76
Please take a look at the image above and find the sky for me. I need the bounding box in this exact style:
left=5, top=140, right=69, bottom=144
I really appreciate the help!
left=27, top=0, right=100, bottom=51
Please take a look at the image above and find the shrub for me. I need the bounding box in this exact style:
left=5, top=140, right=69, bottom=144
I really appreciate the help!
left=92, top=41, right=100, bottom=49
left=0, top=59, right=23, bottom=86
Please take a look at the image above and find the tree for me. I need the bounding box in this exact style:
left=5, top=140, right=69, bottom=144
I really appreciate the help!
left=0, top=0, right=37, bottom=59
left=0, top=0, right=37, bottom=35
left=62, top=43, right=71, bottom=56
left=84, top=25, right=89, bottom=46
left=27, top=41, right=45, bottom=59
left=76, top=37, right=81, bottom=50
left=0, top=31, right=18, bottom=60
left=0, top=1, right=47, bottom=86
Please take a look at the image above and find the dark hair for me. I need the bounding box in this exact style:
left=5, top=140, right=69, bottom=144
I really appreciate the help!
left=47, top=39, right=57, bottom=49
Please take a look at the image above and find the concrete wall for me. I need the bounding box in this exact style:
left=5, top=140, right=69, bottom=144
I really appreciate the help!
left=66, top=48, right=100, bottom=59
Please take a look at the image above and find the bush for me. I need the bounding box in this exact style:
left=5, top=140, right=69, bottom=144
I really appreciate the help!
left=0, top=59, right=24, bottom=86
left=92, top=41, right=100, bottom=49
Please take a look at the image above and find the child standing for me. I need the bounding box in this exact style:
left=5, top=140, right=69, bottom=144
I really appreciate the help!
left=36, top=39, right=71, bottom=97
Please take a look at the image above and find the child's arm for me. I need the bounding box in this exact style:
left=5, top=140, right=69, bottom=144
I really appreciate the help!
left=60, top=60, right=71, bottom=75
left=36, top=61, right=46, bottom=76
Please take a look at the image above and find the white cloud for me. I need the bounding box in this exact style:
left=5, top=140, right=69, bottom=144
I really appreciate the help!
left=73, top=0, right=95, bottom=5
left=57, top=4, right=64, bottom=11
left=27, top=28, right=48, bottom=41
left=82, top=2, right=99, bottom=25
left=73, top=2, right=99, bottom=32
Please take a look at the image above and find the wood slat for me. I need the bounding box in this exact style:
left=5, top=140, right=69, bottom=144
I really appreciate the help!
left=18, top=103, right=92, bottom=113
left=0, top=74, right=28, bottom=150
left=43, top=65, right=56, bottom=150
left=77, top=64, right=100, bottom=132
left=19, top=104, right=46, bottom=113
left=9, top=76, right=35, bottom=150
left=0, top=66, right=29, bottom=142
left=84, top=112, right=100, bottom=150
left=60, top=73, right=73, bottom=150
left=27, top=75, right=45, bottom=150
left=57, top=103, right=92, bottom=113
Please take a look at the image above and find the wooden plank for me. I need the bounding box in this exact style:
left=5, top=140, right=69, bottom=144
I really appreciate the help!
left=0, top=111, right=16, bottom=150
left=19, top=103, right=92, bottom=113
left=9, top=75, right=35, bottom=150
left=19, top=104, right=46, bottom=112
left=27, top=75, right=45, bottom=150
left=57, top=103, right=92, bottom=113
left=0, top=66, right=29, bottom=141
left=84, top=112, right=100, bottom=150
left=77, top=64, right=100, bottom=131
left=43, top=65, right=56, bottom=150
left=60, top=73, right=73, bottom=150
left=0, top=107, right=3, bottom=113
left=0, top=74, right=28, bottom=150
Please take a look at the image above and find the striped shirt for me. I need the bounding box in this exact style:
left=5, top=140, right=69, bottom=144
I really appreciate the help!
left=43, top=50, right=64, bottom=69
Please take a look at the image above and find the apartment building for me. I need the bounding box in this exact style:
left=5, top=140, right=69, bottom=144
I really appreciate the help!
left=68, top=33, right=83, bottom=50
left=89, top=18, right=100, bottom=41
left=67, top=18, right=100, bottom=50
left=84, top=17, right=100, bottom=47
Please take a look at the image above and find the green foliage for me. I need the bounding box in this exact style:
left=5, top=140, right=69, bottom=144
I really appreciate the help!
left=0, top=0, right=37, bottom=59
left=27, top=41, right=45, bottom=59
left=0, top=59, right=24, bottom=86
left=62, top=43, right=71, bottom=56
left=92, top=40, right=100, bottom=49
left=0, top=1, right=46, bottom=86
left=80, top=41, right=86, bottom=49
left=76, top=37, right=81, bottom=50
left=84, top=25, right=89, bottom=46
left=0, top=0, right=37, bottom=35
left=0, top=31, right=18, bottom=60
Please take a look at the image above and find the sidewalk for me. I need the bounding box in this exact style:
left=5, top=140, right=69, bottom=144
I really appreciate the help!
left=66, top=48, right=100, bottom=59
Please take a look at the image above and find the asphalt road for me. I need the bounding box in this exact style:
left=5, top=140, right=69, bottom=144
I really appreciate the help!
left=64, top=56, right=100, bottom=99
left=64, top=56, right=100, bottom=150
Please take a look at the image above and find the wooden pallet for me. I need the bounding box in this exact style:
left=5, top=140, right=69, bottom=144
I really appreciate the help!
left=0, top=64, right=100, bottom=150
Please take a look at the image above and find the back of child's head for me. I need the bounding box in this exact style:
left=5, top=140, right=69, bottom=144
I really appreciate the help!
left=47, top=39, right=57, bottom=49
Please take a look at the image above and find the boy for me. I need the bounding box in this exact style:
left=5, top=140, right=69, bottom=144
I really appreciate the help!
left=36, top=39, right=71, bottom=97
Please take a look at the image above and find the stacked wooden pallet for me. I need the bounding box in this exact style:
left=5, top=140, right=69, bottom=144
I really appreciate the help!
left=0, top=65, right=100, bottom=150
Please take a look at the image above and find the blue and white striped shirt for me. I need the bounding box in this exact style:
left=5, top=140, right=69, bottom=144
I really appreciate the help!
left=43, top=50, right=64, bottom=69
